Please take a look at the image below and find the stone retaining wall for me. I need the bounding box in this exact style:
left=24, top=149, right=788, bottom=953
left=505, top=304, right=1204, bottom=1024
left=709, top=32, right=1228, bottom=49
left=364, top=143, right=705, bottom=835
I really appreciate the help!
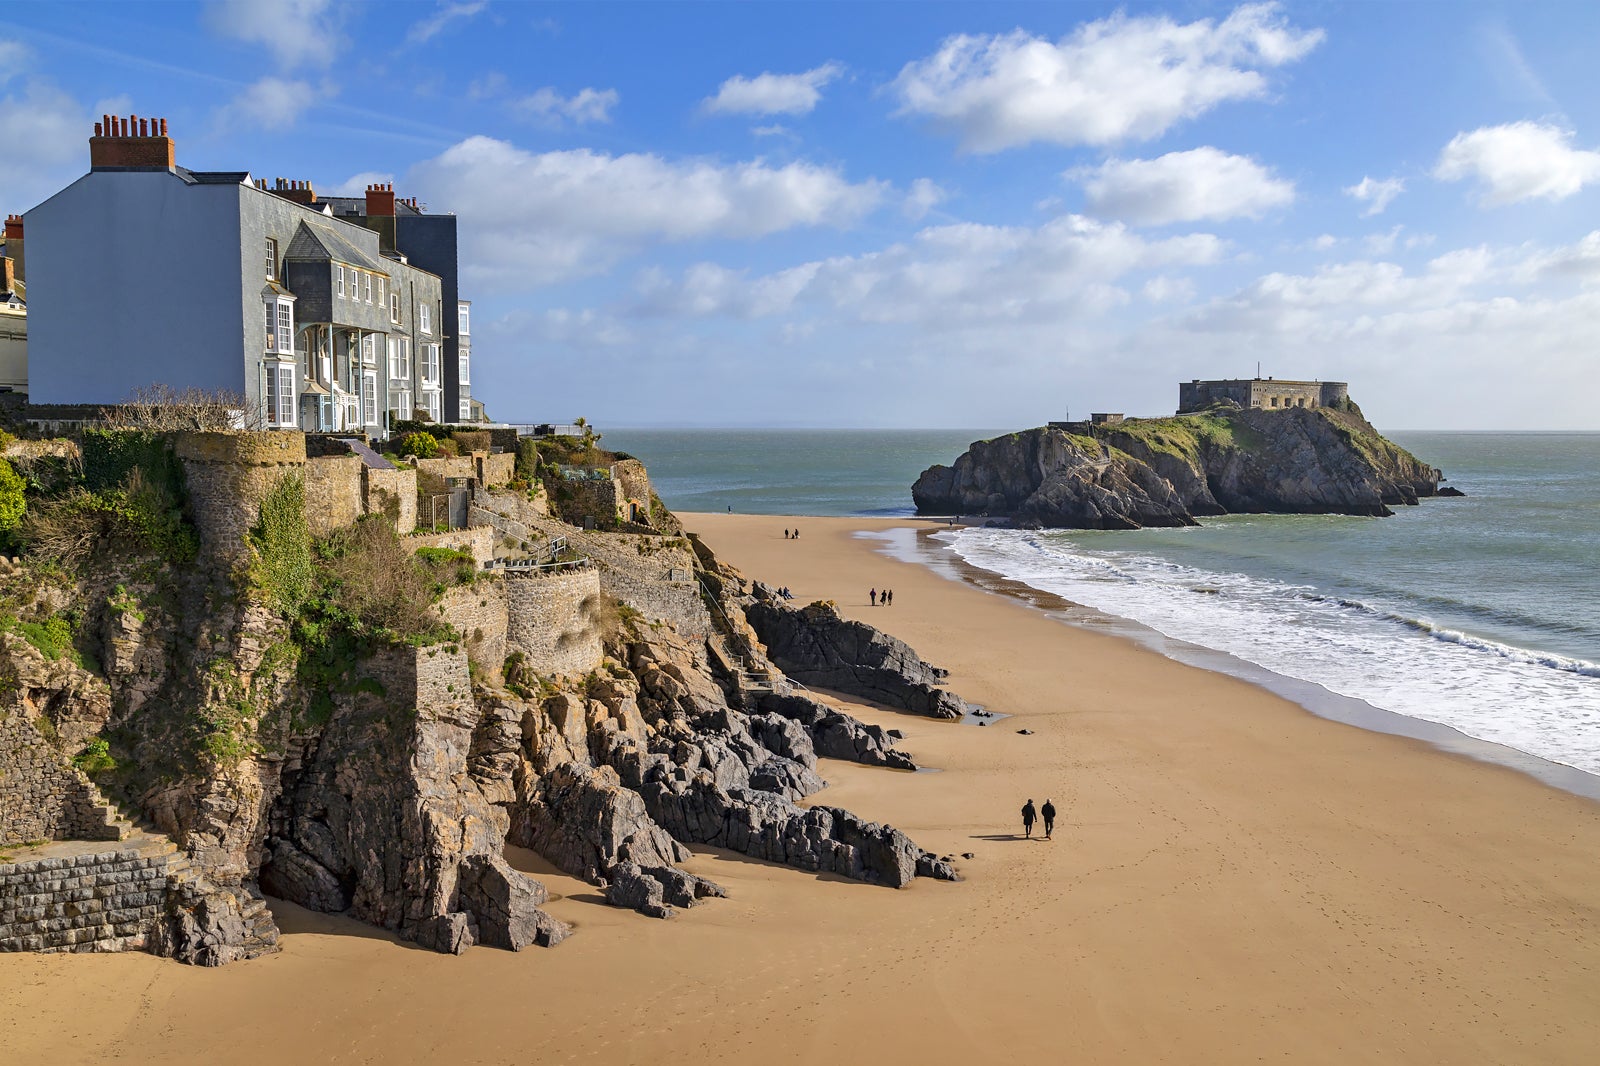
left=407, top=525, right=496, bottom=569
left=363, top=466, right=418, bottom=534
left=303, top=455, right=363, bottom=536
left=0, top=846, right=171, bottom=954
left=438, top=577, right=508, bottom=680
left=0, top=709, right=117, bottom=846
left=505, top=567, right=604, bottom=677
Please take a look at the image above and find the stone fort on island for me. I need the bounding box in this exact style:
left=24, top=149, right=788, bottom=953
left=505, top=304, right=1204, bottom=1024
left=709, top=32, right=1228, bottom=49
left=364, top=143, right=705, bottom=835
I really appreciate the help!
left=1177, top=377, right=1349, bottom=414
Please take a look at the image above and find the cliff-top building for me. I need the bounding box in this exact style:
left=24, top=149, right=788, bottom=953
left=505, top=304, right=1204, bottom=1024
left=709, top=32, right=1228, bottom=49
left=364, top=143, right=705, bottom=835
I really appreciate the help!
left=22, top=115, right=474, bottom=432
left=0, top=215, right=23, bottom=394
left=1178, top=377, right=1348, bottom=414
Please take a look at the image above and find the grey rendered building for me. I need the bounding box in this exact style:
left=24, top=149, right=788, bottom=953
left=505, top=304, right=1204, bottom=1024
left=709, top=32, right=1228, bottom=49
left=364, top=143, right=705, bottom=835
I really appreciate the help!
left=23, top=115, right=464, bottom=434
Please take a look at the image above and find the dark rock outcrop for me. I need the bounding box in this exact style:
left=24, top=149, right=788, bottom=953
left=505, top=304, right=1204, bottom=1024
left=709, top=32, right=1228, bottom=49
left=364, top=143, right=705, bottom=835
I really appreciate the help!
left=913, top=404, right=1451, bottom=530
left=743, top=588, right=968, bottom=719
left=758, top=693, right=918, bottom=770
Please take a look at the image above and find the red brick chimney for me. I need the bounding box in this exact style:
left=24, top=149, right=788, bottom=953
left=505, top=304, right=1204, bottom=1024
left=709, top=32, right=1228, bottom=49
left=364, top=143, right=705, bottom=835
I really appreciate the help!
left=271, top=178, right=318, bottom=206
left=89, top=115, right=175, bottom=170
left=365, top=182, right=395, bottom=217
left=3, top=215, right=20, bottom=242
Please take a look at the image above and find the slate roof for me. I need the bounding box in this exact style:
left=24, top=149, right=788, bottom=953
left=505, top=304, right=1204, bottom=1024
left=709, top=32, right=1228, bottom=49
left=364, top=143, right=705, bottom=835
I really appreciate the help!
left=283, top=220, right=389, bottom=274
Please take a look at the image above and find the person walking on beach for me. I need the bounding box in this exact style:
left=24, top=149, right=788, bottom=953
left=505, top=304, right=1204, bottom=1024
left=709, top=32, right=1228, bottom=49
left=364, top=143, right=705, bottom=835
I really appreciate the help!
left=1021, top=799, right=1037, bottom=839
left=1041, top=799, right=1056, bottom=841
left=870, top=588, right=877, bottom=607
left=885, top=589, right=893, bottom=606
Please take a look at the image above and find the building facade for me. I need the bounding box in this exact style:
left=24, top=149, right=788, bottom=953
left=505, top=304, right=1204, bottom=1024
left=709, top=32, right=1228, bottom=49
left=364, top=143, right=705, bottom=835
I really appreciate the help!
left=0, top=215, right=23, bottom=393
left=23, top=116, right=468, bottom=433
left=316, top=191, right=472, bottom=422
left=1177, top=378, right=1349, bottom=414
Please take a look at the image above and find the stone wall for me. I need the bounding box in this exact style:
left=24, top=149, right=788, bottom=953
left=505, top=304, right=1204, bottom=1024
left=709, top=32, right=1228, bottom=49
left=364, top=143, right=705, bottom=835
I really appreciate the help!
left=303, top=455, right=363, bottom=536
left=438, top=577, right=507, bottom=680
left=477, top=452, right=515, bottom=488
left=568, top=530, right=710, bottom=640
left=612, top=459, right=655, bottom=524
left=174, top=431, right=306, bottom=568
left=562, top=477, right=624, bottom=528
left=0, top=844, right=174, bottom=954
left=363, top=466, right=418, bottom=534
left=406, top=525, right=496, bottom=569
left=1178, top=379, right=1350, bottom=414
left=505, top=566, right=604, bottom=678
left=414, top=455, right=477, bottom=497
left=0, top=709, right=118, bottom=845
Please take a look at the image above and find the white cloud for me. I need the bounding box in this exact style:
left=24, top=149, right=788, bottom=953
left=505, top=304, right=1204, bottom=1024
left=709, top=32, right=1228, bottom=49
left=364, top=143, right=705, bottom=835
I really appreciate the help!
left=1434, top=121, right=1600, bottom=205
left=222, top=77, right=319, bottom=131
left=626, top=213, right=1225, bottom=326
left=903, top=177, right=947, bottom=220
left=890, top=2, right=1322, bottom=152
left=0, top=79, right=92, bottom=212
left=751, top=124, right=794, bottom=139
left=406, top=137, right=887, bottom=287
left=204, top=0, right=344, bottom=69
left=1345, top=175, right=1404, bottom=216
left=704, top=62, right=843, bottom=116
left=406, top=1, right=488, bottom=45
left=511, top=87, right=619, bottom=126
left=1076, top=147, right=1294, bottom=225
left=0, top=39, right=29, bottom=84
left=327, top=171, right=396, bottom=197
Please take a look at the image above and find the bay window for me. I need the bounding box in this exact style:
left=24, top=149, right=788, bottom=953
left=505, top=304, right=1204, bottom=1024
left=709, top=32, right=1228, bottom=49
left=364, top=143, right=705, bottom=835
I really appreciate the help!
left=265, top=362, right=295, bottom=427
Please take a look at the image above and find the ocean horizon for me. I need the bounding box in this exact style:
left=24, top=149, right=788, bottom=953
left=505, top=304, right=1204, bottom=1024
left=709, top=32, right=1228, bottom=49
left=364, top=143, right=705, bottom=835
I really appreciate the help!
left=607, top=427, right=1600, bottom=787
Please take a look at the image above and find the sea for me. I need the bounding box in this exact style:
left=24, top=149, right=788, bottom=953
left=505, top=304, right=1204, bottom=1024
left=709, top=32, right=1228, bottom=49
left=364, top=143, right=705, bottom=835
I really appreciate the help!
left=604, top=429, right=1600, bottom=793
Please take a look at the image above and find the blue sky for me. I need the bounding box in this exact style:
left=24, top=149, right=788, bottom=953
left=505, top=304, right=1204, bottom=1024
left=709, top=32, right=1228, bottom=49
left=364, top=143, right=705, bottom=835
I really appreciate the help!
left=4, top=1, right=1599, bottom=430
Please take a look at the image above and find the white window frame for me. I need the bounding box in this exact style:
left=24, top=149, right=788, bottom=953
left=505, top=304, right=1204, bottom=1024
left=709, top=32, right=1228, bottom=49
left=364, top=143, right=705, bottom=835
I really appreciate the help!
left=360, top=332, right=377, bottom=367
left=336, top=264, right=345, bottom=299
left=388, top=336, right=410, bottom=380
left=361, top=371, right=378, bottom=426
left=266, top=238, right=277, bottom=281
left=389, top=387, right=413, bottom=420
left=421, top=342, right=440, bottom=385
left=264, top=296, right=294, bottom=354
left=266, top=362, right=296, bottom=428
left=377, top=276, right=385, bottom=309
left=389, top=292, right=400, bottom=323
left=458, top=303, right=470, bottom=337
left=459, top=393, right=472, bottom=422
left=365, top=272, right=373, bottom=304
left=419, top=303, right=432, bottom=335
left=458, top=351, right=470, bottom=384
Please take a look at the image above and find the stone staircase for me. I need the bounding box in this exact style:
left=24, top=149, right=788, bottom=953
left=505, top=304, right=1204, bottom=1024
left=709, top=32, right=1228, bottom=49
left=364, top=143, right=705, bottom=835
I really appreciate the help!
left=1, top=785, right=280, bottom=961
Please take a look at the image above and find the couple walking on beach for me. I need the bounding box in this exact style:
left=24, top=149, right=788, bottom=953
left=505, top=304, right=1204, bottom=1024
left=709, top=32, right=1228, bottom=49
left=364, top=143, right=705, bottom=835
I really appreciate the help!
left=1021, top=798, right=1056, bottom=840
left=870, top=587, right=893, bottom=607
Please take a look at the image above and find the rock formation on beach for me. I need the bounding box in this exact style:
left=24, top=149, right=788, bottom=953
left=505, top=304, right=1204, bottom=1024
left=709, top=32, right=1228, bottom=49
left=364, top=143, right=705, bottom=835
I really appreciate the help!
left=912, top=401, right=1450, bottom=530
left=0, top=429, right=968, bottom=965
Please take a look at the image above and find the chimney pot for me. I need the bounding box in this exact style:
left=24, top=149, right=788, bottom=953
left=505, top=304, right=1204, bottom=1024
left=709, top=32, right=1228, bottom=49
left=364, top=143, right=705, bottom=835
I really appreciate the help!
left=160, top=118, right=167, bottom=136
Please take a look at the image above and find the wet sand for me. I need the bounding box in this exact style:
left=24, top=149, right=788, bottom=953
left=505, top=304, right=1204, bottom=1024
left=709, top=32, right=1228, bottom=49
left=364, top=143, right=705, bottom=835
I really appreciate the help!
left=4, top=512, right=1599, bottom=1065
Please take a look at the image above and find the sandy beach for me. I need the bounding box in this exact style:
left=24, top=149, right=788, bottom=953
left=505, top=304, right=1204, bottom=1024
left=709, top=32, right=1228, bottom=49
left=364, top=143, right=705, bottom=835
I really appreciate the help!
left=5, top=512, right=1600, bottom=1065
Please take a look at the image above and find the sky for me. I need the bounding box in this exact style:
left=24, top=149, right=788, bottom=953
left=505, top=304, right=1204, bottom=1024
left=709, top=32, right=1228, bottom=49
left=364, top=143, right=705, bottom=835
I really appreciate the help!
left=3, top=1, right=1599, bottom=431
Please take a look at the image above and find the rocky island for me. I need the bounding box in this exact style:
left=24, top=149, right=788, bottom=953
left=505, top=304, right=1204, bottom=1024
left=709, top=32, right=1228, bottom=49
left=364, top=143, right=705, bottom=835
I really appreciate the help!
left=913, top=392, right=1452, bottom=530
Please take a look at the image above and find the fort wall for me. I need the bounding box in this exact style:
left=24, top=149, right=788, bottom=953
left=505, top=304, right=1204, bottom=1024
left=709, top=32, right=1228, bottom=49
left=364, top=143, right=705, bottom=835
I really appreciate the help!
left=505, top=567, right=604, bottom=678
left=303, top=455, right=362, bottom=536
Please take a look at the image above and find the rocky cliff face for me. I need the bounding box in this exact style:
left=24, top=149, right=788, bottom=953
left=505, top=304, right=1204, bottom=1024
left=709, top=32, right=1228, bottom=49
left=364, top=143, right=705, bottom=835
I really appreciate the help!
left=912, top=404, right=1447, bottom=529
left=2, top=440, right=970, bottom=965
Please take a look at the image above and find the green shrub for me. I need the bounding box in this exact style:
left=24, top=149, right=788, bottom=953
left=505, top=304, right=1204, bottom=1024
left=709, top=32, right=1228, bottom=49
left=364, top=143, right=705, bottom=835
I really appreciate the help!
left=73, top=737, right=117, bottom=775
left=0, top=457, right=25, bottom=545
left=250, top=473, right=315, bottom=615
left=9, top=614, right=74, bottom=660
left=398, top=431, right=440, bottom=459
left=435, top=437, right=460, bottom=458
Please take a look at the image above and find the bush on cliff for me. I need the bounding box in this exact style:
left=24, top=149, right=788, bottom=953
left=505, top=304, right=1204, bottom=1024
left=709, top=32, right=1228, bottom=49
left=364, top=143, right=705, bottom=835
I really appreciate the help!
left=23, top=469, right=197, bottom=565
left=312, top=516, right=453, bottom=644
left=398, top=431, right=440, bottom=460
left=0, top=456, right=25, bottom=548
left=249, top=473, right=315, bottom=615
